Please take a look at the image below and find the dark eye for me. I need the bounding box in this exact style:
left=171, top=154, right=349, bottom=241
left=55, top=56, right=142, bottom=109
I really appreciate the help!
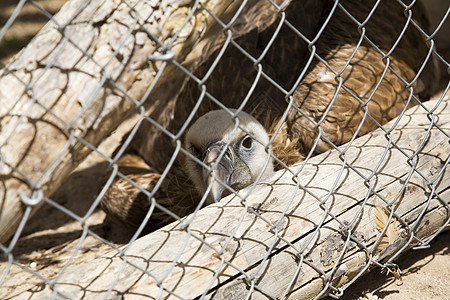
left=240, top=136, right=253, bottom=150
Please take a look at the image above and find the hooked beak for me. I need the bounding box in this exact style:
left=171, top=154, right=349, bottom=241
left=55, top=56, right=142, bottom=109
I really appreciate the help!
left=202, top=143, right=233, bottom=202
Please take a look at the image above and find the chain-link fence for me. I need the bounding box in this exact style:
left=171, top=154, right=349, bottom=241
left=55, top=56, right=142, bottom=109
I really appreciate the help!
left=0, top=0, right=449, bottom=299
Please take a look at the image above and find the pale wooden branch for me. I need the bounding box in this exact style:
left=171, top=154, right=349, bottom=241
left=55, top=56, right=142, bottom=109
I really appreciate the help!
left=0, top=0, right=283, bottom=243
left=31, top=97, right=449, bottom=299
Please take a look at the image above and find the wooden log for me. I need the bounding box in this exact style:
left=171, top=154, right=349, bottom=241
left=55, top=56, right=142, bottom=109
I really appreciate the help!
left=29, top=96, right=449, bottom=299
left=0, top=0, right=285, bottom=243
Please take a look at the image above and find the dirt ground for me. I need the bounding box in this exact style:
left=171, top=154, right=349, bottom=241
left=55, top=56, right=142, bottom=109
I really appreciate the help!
left=0, top=0, right=67, bottom=63
left=0, top=1, right=449, bottom=299
left=338, top=231, right=449, bottom=300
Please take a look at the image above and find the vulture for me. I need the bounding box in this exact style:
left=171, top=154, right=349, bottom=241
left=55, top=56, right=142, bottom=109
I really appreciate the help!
left=100, top=0, right=442, bottom=232
left=101, top=110, right=275, bottom=230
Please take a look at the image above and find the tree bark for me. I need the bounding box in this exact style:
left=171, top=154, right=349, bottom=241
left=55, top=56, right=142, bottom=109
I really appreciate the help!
left=0, top=0, right=284, bottom=243
left=29, top=96, right=449, bottom=299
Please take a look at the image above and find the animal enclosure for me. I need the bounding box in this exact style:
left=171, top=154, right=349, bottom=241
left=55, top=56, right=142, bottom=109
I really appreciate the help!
left=0, top=0, right=449, bottom=299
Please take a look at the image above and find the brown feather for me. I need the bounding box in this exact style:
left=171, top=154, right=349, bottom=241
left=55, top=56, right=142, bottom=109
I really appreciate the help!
left=268, top=119, right=305, bottom=170
left=373, top=206, right=404, bottom=251
left=101, top=155, right=199, bottom=232
left=287, top=0, right=439, bottom=153
left=101, top=0, right=440, bottom=231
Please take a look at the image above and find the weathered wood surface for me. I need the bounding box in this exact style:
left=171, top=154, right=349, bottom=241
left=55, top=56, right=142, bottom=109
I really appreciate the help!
left=28, top=97, right=449, bottom=299
left=0, top=0, right=284, bottom=244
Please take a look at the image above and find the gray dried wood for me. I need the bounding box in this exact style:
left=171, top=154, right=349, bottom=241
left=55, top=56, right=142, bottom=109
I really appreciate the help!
left=0, top=0, right=277, bottom=243
left=29, top=96, right=449, bottom=299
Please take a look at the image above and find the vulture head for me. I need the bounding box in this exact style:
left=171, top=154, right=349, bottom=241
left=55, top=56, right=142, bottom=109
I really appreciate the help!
left=184, top=109, right=274, bottom=203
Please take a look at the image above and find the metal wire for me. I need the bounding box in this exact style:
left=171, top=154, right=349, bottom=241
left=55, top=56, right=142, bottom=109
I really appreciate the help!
left=0, top=0, right=449, bottom=299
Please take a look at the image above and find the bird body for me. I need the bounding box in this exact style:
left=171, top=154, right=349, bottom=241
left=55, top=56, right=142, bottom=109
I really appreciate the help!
left=286, top=0, right=439, bottom=153
left=101, top=0, right=441, bottom=232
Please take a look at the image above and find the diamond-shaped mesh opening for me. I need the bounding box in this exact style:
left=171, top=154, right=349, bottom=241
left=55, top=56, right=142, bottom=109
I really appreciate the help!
left=0, top=0, right=449, bottom=299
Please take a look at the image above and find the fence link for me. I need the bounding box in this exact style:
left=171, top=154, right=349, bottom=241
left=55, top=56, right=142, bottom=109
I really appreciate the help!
left=0, top=0, right=449, bottom=299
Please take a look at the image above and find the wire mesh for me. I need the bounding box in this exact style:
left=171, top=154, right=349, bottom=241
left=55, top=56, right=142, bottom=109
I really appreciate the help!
left=0, top=0, right=449, bottom=299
